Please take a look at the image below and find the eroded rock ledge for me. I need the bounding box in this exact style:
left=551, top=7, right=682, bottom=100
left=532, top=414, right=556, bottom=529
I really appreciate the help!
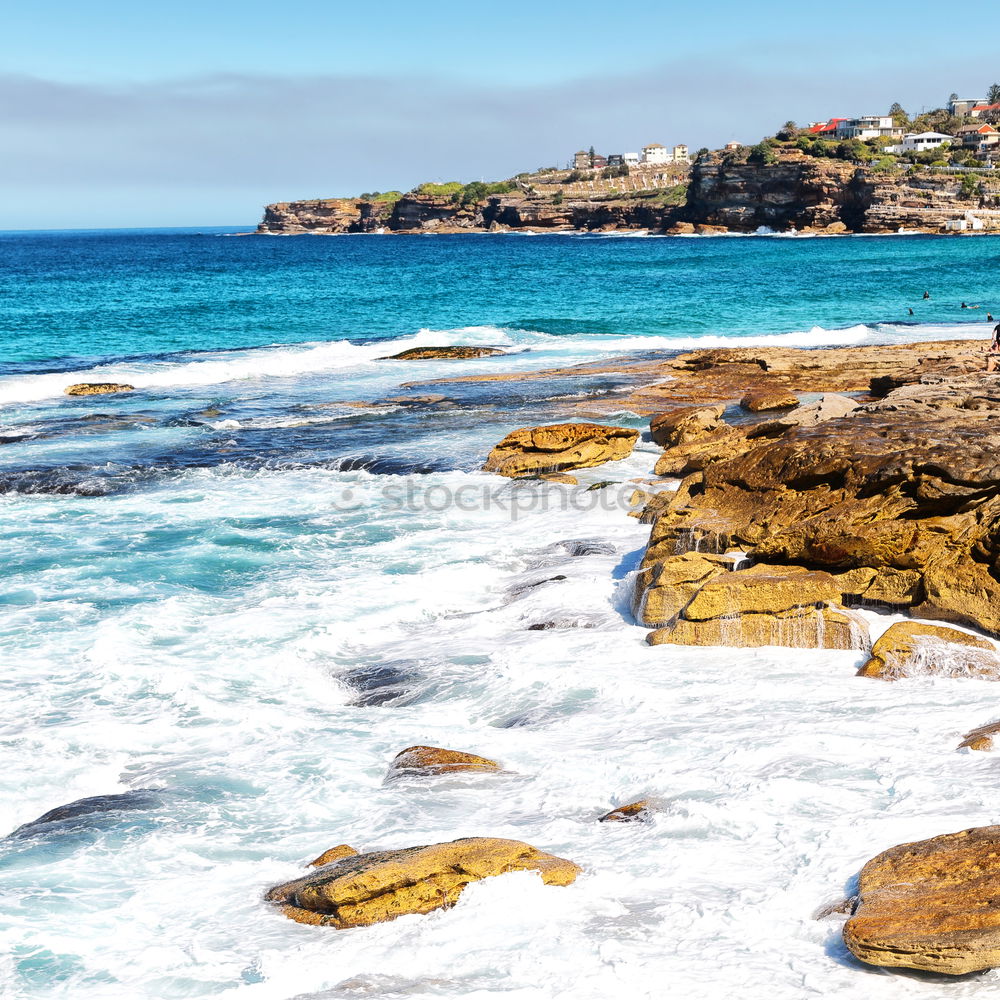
left=266, top=838, right=580, bottom=928
left=630, top=345, right=1000, bottom=646
left=844, top=826, right=1000, bottom=975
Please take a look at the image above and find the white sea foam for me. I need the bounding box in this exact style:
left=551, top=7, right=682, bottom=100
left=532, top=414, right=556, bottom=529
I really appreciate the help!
left=4, top=450, right=1000, bottom=999
left=3, top=317, right=995, bottom=407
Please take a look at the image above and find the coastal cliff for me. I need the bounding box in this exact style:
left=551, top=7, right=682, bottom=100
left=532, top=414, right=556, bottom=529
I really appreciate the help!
left=257, top=152, right=1000, bottom=235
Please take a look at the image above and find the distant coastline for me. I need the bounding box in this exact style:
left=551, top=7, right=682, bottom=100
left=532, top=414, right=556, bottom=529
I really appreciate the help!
left=258, top=105, right=1000, bottom=238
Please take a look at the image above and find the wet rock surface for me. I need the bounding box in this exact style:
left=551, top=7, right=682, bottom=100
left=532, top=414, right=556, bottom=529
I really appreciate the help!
left=386, top=745, right=501, bottom=779
left=8, top=790, right=162, bottom=838
left=266, top=838, right=580, bottom=929
left=598, top=800, right=655, bottom=823
left=635, top=369, right=1000, bottom=645
left=843, top=825, right=1000, bottom=974
left=858, top=622, right=1000, bottom=680
left=483, top=422, right=639, bottom=478
left=64, top=383, right=135, bottom=396
left=378, top=347, right=505, bottom=361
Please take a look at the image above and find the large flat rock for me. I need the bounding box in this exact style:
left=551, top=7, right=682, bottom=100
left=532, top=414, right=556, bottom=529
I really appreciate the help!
left=266, top=837, right=580, bottom=929
left=844, top=825, right=1000, bottom=974
left=483, top=422, right=638, bottom=478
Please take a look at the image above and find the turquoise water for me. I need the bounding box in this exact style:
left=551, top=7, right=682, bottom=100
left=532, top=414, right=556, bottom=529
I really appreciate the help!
left=2, top=230, right=1000, bottom=1000
left=3, top=230, right=999, bottom=365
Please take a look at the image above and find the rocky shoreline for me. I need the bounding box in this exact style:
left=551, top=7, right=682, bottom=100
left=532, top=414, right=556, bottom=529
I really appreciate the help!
left=256, top=150, right=1000, bottom=236
left=409, top=335, right=1000, bottom=975
left=20, top=335, right=1000, bottom=980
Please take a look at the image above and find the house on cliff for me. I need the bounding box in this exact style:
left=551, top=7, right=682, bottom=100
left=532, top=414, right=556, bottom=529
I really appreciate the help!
left=887, top=131, right=953, bottom=154
left=957, top=123, right=1000, bottom=153
left=573, top=150, right=591, bottom=169
left=950, top=97, right=984, bottom=117
left=641, top=143, right=671, bottom=164
left=970, top=102, right=1000, bottom=119
left=834, top=116, right=903, bottom=140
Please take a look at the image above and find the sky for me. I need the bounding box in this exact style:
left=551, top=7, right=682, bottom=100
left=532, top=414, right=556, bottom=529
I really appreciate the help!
left=3, top=0, right=999, bottom=228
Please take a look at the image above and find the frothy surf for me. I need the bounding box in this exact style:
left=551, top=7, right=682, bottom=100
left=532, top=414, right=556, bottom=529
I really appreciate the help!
left=3, top=320, right=991, bottom=407
left=5, top=230, right=1000, bottom=999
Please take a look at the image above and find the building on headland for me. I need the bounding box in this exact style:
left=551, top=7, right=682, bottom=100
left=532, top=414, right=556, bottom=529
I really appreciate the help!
left=950, top=97, right=984, bottom=117
left=833, top=116, right=903, bottom=140
left=570, top=144, right=688, bottom=170
left=957, top=123, right=1000, bottom=154
left=886, top=131, right=953, bottom=154
left=724, top=141, right=741, bottom=151
left=944, top=212, right=986, bottom=232
left=806, top=118, right=848, bottom=136
left=641, top=142, right=671, bottom=164
left=970, top=103, right=1000, bottom=119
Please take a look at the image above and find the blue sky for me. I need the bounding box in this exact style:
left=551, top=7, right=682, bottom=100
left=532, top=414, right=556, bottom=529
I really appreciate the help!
left=3, top=0, right=999, bottom=227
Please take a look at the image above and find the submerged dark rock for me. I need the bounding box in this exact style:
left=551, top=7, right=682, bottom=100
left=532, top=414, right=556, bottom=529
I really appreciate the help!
left=9, top=789, right=162, bottom=838
left=341, top=662, right=423, bottom=707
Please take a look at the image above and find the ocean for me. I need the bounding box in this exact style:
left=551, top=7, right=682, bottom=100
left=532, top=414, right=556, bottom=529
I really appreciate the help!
left=2, top=228, right=1000, bottom=1000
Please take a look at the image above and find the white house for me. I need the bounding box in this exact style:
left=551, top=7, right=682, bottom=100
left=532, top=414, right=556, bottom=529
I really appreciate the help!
left=623, top=151, right=640, bottom=165
left=641, top=143, right=671, bottom=165
left=672, top=144, right=690, bottom=163
left=833, top=116, right=903, bottom=140
left=886, top=131, right=953, bottom=154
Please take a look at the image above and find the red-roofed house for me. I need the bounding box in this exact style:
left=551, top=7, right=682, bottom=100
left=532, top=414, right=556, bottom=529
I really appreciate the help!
left=957, top=123, right=1000, bottom=153
left=970, top=103, right=1000, bottom=119
left=806, top=118, right=848, bottom=136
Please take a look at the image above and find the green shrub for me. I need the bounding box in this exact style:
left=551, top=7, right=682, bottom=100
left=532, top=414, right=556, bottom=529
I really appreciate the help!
left=748, top=142, right=778, bottom=165
left=359, top=190, right=403, bottom=204
left=413, top=181, right=464, bottom=197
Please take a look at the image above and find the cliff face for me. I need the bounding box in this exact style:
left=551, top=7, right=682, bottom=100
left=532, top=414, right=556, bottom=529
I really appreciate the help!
left=686, top=154, right=858, bottom=232
left=256, top=192, right=681, bottom=235
left=687, top=151, right=1000, bottom=233
left=256, top=155, right=1000, bottom=235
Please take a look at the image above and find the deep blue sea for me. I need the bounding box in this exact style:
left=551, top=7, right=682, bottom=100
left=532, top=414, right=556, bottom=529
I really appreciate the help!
left=2, top=229, right=999, bottom=1000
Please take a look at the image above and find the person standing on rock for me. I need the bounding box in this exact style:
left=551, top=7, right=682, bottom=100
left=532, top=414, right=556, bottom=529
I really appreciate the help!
left=988, top=322, right=1000, bottom=373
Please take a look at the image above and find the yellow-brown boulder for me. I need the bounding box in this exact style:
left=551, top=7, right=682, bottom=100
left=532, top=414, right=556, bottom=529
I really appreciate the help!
left=681, top=564, right=842, bottom=620
left=308, top=845, right=358, bottom=867
left=598, top=800, right=655, bottom=823
left=632, top=552, right=731, bottom=626
left=740, top=389, right=799, bottom=412
left=387, top=745, right=501, bottom=779
left=647, top=604, right=866, bottom=649
left=483, top=423, right=638, bottom=478
left=65, top=383, right=135, bottom=396
left=857, top=622, right=999, bottom=680
left=843, top=825, right=1000, bottom=974
left=266, top=838, right=580, bottom=929
left=378, top=346, right=504, bottom=360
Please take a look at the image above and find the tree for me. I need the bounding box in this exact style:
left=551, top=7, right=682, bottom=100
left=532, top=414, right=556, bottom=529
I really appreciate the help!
left=949, top=92, right=959, bottom=104
left=748, top=141, right=778, bottom=165
left=889, top=102, right=910, bottom=128
left=588, top=145, right=596, bottom=167
left=988, top=83, right=1000, bottom=105
left=777, top=120, right=800, bottom=140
